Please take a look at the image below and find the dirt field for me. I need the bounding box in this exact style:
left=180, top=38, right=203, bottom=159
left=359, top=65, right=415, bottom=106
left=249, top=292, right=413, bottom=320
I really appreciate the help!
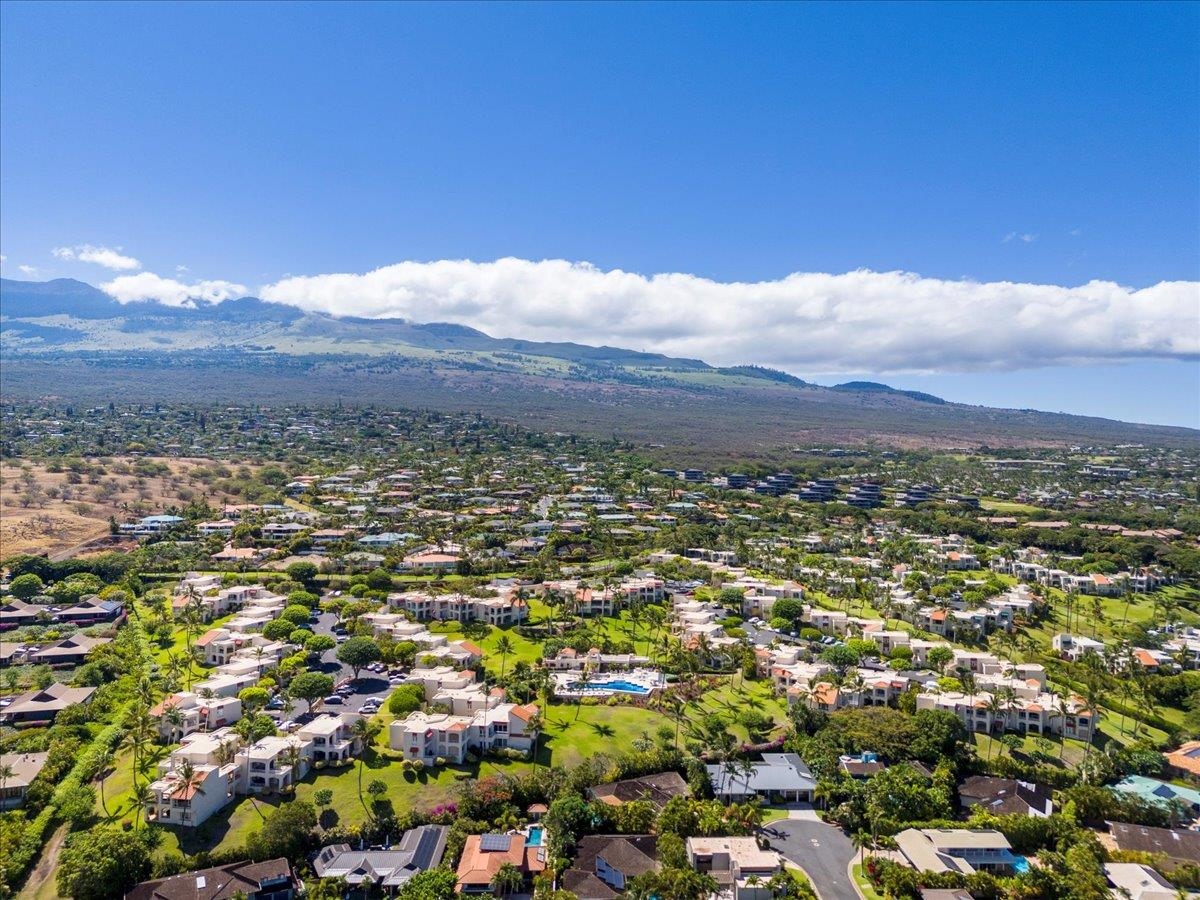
left=0, top=456, right=251, bottom=559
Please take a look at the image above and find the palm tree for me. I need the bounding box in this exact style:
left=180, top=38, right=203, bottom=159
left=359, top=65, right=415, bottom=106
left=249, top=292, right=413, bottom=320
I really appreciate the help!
left=0, top=763, right=12, bottom=807
left=526, top=709, right=545, bottom=767
left=130, top=781, right=151, bottom=829
left=350, top=717, right=381, bottom=811
left=851, top=830, right=873, bottom=866
left=172, top=759, right=206, bottom=821
left=281, top=744, right=303, bottom=792
left=495, top=635, right=515, bottom=680
left=161, top=706, right=185, bottom=743
left=96, top=748, right=114, bottom=817
left=490, top=862, right=523, bottom=897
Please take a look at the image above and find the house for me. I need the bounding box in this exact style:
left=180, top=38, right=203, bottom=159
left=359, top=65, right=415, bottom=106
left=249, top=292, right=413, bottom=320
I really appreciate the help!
left=0, top=682, right=96, bottom=726
left=687, top=836, right=782, bottom=900
left=401, top=551, right=461, bottom=573
left=1165, top=740, right=1200, bottom=779
left=388, top=701, right=540, bottom=764
left=312, top=824, right=449, bottom=889
left=28, top=633, right=111, bottom=666
left=1102, top=863, right=1180, bottom=900
left=0, top=751, right=48, bottom=809
left=957, top=776, right=1052, bottom=817
left=151, top=692, right=243, bottom=742
left=893, top=828, right=1016, bottom=875
left=1110, top=776, right=1200, bottom=823
left=0, top=599, right=43, bottom=630
left=123, top=858, right=297, bottom=900
left=56, top=597, right=125, bottom=626
left=838, top=752, right=885, bottom=778
left=707, top=753, right=816, bottom=803
left=1106, top=822, right=1200, bottom=870
left=146, top=716, right=361, bottom=827
left=588, top=772, right=690, bottom=811
left=455, top=833, right=546, bottom=894
left=562, top=835, right=660, bottom=900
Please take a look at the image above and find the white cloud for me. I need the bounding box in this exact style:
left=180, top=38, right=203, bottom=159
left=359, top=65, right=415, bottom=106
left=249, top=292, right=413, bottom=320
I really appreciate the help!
left=1002, top=232, right=1037, bottom=244
left=101, top=272, right=247, bottom=307
left=52, top=244, right=141, bottom=270
left=18, top=265, right=38, bottom=276
left=254, top=258, right=1200, bottom=374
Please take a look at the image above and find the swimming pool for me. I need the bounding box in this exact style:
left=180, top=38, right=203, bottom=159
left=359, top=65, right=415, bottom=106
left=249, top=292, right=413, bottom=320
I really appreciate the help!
left=526, top=825, right=544, bottom=846
left=1012, top=855, right=1030, bottom=874
left=569, top=679, right=652, bottom=695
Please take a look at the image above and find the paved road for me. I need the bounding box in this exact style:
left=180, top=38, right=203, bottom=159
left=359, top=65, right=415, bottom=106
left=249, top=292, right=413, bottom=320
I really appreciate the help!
left=762, top=816, right=857, bottom=900
left=268, top=610, right=394, bottom=722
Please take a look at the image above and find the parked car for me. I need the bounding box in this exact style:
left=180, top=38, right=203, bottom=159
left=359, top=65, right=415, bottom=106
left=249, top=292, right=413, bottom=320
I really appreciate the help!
left=323, top=695, right=344, bottom=705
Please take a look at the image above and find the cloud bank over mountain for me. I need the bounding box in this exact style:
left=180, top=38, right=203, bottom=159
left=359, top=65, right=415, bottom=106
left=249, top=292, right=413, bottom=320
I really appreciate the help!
left=102, top=258, right=1199, bottom=374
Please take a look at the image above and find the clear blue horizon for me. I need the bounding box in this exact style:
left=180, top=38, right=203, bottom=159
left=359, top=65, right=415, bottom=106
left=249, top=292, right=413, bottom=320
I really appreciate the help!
left=2, top=1, right=1197, bottom=426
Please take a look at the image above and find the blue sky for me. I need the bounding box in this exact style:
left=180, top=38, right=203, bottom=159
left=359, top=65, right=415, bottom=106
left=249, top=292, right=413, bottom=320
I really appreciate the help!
left=1, top=1, right=1197, bottom=426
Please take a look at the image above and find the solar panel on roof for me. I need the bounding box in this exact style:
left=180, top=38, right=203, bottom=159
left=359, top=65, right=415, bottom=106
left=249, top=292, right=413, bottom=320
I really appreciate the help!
left=480, top=833, right=512, bottom=852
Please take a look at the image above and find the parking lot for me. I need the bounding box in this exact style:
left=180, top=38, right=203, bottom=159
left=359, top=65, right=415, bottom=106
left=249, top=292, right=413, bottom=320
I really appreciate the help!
left=266, top=609, right=398, bottom=726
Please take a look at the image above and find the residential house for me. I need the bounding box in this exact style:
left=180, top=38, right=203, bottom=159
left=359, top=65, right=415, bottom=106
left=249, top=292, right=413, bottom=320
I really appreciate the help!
left=123, top=858, right=297, bottom=900
left=707, top=753, right=815, bottom=803
left=0, top=681, right=96, bottom=726
left=152, top=692, right=243, bottom=742
left=1102, top=863, right=1180, bottom=900
left=388, top=701, right=540, bottom=764
left=312, top=824, right=449, bottom=889
left=957, top=776, right=1053, bottom=817
left=562, top=835, right=660, bottom=900
left=894, top=829, right=1017, bottom=875
left=588, top=772, right=690, bottom=811
left=28, top=633, right=110, bottom=667
left=455, top=833, right=547, bottom=894
left=0, top=751, right=48, bottom=809
left=1106, top=822, right=1200, bottom=870
left=687, top=836, right=782, bottom=900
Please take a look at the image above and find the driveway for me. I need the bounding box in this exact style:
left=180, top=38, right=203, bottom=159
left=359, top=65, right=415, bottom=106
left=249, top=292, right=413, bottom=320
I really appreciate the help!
left=761, top=816, right=858, bottom=900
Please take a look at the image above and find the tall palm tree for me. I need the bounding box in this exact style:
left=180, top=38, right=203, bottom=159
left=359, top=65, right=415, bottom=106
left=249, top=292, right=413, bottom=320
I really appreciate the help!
left=96, top=748, right=114, bottom=817
left=495, top=635, right=515, bottom=680
left=350, top=717, right=381, bottom=811
left=130, top=781, right=151, bottom=829
left=172, top=760, right=206, bottom=822
left=0, top=763, right=12, bottom=807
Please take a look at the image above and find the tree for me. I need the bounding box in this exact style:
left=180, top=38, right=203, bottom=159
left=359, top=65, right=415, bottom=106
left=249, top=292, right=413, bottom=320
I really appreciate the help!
left=305, top=633, right=336, bottom=656
left=286, top=561, right=319, bottom=584
left=10, top=572, right=44, bottom=600
left=247, top=800, right=317, bottom=862
left=491, top=862, right=524, bottom=896
left=821, top=644, right=860, bottom=678
left=396, top=867, right=458, bottom=900
left=351, top=717, right=382, bottom=811
left=495, top=635, right=515, bottom=679
left=338, top=636, right=382, bottom=680
left=239, top=686, right=271, bottom=714
left=57, top=828, right=152, bottom=900
left=388, top=683, right=426, bottom=716
left=290, top=671, right=334, bottom=712
left=926, top=645, right=955, bottom=673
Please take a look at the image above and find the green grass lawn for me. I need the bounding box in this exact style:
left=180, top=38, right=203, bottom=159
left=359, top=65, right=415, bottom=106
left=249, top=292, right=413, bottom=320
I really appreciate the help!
left=851, top=863, right=885, bottom=900
left=980, top=498, right=1052, bottom=515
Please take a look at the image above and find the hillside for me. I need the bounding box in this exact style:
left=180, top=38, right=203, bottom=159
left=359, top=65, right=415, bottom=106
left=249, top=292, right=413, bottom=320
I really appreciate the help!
left=2, top=277, right=1197, bottom=455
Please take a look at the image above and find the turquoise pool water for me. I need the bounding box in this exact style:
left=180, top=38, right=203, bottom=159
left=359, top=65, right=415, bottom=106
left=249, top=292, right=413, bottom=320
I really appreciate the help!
left=1012, top=856, right=1030, bottom=874
left=526, top=825, right=544, bottom=846
left=570, top=678, right=652, bottom=695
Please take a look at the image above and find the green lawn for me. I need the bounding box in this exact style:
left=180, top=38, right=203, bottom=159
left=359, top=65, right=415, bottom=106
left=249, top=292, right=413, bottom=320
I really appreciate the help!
left=851, top=863, right=885, bottom=900
left=979, top=498, right=1051, bottom=515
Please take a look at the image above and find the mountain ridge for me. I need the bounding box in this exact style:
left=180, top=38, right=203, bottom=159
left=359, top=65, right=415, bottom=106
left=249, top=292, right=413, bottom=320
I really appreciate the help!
left=2, top=277, right=1195, bottom=450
